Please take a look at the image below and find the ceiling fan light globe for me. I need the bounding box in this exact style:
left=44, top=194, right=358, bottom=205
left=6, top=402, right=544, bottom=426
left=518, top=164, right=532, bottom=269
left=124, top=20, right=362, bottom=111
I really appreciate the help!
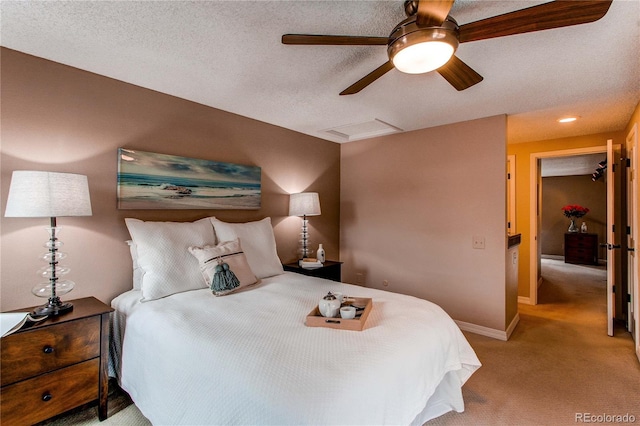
left=387, top=17, right=459, bottom=75
left=392, top=41, right=454, bottom=74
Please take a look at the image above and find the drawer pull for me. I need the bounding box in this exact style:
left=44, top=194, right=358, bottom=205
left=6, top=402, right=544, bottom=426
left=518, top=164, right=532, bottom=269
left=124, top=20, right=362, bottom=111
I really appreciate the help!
left=42, top=345, right=55, bottom=354
left=42, top=392, right=53, bottom=402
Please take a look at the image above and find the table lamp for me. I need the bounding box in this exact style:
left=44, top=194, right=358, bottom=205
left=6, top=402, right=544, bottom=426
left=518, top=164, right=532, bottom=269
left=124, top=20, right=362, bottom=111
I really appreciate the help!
left=4, top=171, right=92, bottom=316
left=289, top=192, right=321, bottom=260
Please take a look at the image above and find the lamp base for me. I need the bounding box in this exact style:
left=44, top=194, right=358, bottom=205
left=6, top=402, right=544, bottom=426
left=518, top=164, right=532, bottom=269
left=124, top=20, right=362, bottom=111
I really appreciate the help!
left=32, top=298, right=74, bottom=316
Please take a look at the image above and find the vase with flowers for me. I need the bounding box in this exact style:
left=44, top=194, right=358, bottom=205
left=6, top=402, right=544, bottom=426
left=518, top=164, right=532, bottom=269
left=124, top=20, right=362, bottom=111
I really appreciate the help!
left=561, top=204, right=589, bottom=233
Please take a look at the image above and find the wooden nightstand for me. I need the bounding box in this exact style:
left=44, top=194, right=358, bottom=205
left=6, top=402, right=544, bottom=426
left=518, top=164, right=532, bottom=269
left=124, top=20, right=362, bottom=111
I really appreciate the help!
left=283, top=260, right=343, bottom=282
left=1, top=297, right=113, bottom=425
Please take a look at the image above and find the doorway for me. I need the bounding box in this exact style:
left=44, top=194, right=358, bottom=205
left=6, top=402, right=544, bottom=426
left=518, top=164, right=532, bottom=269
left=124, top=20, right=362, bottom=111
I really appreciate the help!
left=529, top=146, right=609, bottom=305
left=530, top=143, right=630, bottom=336
left=538, top=153, right=609, bottom=327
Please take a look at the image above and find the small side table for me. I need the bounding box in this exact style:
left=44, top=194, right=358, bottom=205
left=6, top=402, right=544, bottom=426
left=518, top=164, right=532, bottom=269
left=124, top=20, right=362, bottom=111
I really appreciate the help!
left=283, top=260, right=343, bottom=282
left=1, top=297, right=113, bottom=425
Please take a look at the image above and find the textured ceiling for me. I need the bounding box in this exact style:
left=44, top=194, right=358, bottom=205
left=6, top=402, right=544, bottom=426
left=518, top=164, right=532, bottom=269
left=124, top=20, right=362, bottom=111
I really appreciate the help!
left=541, top=153, right=606, bottom=177
left=1, top=0, right=638, bottom=145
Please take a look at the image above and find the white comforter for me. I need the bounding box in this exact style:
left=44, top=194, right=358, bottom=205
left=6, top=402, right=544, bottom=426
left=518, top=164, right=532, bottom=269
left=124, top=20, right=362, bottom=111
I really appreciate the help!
left=112, top=272, right=480, bottom=425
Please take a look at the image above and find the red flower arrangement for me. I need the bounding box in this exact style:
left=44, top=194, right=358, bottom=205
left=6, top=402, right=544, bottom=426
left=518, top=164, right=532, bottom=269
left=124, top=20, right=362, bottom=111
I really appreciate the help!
left=561, top=204, right=589, bottom=218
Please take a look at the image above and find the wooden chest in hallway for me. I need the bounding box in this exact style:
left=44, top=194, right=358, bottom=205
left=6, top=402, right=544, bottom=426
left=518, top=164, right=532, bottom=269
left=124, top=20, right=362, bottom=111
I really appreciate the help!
left=564, top=233, right=598, bottom=265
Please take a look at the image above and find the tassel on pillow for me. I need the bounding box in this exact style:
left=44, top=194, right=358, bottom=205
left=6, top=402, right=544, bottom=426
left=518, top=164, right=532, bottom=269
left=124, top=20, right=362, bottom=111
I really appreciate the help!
left=212, top=260, right=240, bottom=293
left=188, top=239, right=259, bottom=296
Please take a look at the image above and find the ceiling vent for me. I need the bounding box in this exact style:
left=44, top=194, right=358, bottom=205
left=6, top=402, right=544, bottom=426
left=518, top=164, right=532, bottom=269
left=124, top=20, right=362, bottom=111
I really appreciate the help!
left=323, top=119, right=402, bottom=142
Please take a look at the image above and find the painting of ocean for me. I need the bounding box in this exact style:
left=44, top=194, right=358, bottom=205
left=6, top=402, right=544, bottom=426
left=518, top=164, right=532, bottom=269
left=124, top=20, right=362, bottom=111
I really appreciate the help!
left=117, top=148, right=261, bottom=210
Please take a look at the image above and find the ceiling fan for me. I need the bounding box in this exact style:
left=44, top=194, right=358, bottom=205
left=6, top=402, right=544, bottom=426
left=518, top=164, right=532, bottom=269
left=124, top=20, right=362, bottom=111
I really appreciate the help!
left=282, top=0, right=613, bottom=95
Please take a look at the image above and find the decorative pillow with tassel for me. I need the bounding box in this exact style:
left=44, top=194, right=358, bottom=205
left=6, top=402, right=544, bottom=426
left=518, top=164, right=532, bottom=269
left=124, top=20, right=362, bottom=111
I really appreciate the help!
left=188, top=239, right=259, bottom=296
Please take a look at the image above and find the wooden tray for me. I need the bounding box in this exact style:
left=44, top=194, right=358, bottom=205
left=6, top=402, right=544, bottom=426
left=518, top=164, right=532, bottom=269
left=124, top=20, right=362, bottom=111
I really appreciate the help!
left=305, top=297, right=372, bottom=331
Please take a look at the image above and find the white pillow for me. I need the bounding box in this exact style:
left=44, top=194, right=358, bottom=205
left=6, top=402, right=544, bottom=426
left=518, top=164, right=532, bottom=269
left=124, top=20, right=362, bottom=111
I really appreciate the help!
left=125, top=218, right=216, bottom=301
left=188, top=239, right=258, bottom=296
left=210, top=217, right=284, bottom=279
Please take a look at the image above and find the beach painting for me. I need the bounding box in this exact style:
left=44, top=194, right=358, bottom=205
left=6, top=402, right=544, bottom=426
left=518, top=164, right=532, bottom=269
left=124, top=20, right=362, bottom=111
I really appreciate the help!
left=117, top=148, right=261, bottom=210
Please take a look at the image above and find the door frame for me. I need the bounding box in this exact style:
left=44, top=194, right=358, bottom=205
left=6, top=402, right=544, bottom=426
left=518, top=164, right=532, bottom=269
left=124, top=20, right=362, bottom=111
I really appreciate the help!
left=627, top=123, right=640, bottom=362
left=508, top=155, right=516, bottom=235
left=529, top=145, right=610, bottom=305
left=607, top=139, right=616, bottom=336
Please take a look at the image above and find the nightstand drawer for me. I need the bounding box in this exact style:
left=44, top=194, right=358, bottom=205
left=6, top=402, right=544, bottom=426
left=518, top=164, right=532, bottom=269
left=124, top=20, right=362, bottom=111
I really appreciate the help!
left=1, top=316, right=101, bottom=386
left=0, top=358, right=99, bottom=426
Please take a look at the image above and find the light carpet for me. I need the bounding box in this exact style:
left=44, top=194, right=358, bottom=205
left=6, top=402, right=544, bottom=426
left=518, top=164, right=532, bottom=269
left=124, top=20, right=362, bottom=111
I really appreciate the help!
left=430, top=258, right=639, bottom=425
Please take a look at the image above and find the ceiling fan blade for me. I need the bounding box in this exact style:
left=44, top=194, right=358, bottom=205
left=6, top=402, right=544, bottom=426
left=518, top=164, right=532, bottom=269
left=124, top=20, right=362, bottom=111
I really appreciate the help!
left=282, top=34, right=388, bottom=46
left=340, top=61, right=395, bottom=95
left=458, top=0, right=613, bottom=43
left=416, top=0, right=455, bottom=27
left=437, top=55, right=483, bottom=91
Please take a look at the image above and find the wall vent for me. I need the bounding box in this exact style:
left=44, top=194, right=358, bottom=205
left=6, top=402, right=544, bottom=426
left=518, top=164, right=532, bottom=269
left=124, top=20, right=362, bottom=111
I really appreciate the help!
left=323, top=119, right=402, bottom=142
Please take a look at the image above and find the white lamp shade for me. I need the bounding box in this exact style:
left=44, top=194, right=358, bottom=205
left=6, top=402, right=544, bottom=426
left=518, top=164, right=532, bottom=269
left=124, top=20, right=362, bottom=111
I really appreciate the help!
left=392, top=41, right=454, bottom=74
left=289, top=192, right=321, bottom=217
left=4, top=171, right=92, bottom=217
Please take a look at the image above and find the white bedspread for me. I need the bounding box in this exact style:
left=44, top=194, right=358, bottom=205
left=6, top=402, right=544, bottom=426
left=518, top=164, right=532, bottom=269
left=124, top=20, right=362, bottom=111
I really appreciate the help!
left=112, top=272, right=480, bottom=425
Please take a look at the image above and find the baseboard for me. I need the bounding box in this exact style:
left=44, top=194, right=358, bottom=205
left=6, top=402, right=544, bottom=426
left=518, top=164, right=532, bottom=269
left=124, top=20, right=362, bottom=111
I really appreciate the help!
left=541, top=254, right=563, bottom=261
left=456, top=320, right=510, bottom=341
left=545, top=255, right=607, bottom=266
left=518, top=278, right=542, bottom=305
left=505, top=313, right=520, bottom=339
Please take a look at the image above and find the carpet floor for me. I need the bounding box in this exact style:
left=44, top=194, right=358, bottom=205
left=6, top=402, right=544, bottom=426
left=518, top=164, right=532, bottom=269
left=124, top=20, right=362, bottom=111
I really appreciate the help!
left=39, top=258, right=639, bottom=425
left=430, top=258, right=640, bottom=425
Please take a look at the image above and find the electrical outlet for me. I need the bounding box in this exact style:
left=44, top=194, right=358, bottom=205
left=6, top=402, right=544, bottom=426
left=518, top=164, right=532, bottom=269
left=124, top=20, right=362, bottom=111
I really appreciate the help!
left=382, top=279, right=389, bottom=287
left=355, top=272, right=365, bottom=285
left=472, top=236, right=485, bottom=249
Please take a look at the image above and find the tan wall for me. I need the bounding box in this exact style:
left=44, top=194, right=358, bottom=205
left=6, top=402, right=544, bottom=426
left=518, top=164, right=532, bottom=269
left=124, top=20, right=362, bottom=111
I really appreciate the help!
left=626, top=101, right=640, bottom=138
left=506, top=244, right=519, bottom=327
left=541, top=175, right=607, bottom=258
left=0, top=48, right=341, bottom=311
left=340, top=115, right=509, bottom=331
left=508, top=131, right=626, bottom=300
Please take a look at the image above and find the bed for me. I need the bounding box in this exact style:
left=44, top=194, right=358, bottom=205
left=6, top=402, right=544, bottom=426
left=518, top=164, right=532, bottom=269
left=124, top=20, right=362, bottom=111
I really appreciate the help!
left=110, top=217, right=481, bottom=425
